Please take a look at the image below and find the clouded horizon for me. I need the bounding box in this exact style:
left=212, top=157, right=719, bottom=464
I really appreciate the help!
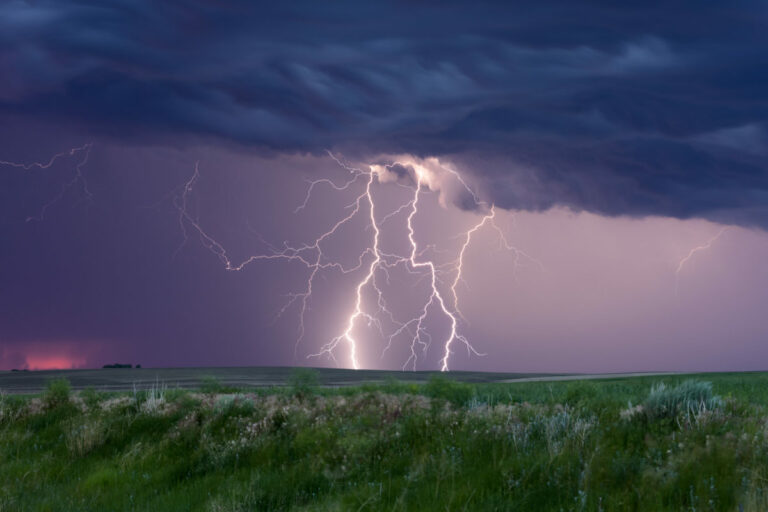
left=1, top=1, right=766, bottom=372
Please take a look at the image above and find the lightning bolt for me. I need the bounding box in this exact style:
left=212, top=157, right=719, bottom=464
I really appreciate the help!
left=311, top=167, right=380, bottom=369
left=174, top=153, right=538, bottom=371
left=173, top=159, right=375, bottom=361
left=405, top=168, right=479, bottom=372
left=0, top=143, right=93, bottom=222
left=449, top=207, right=543, bottom=322
left=675, top=227, right=728, bottom=297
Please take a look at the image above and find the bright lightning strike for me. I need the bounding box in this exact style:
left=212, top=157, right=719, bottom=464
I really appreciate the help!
left=174, top=154, right=538, bottom=371
left=405, top=167, right=479, bottom=372
left=0, top=143, right=93, bottom=222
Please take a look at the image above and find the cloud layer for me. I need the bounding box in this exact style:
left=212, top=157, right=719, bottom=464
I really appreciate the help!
left=2, top=1, right=767, bottom=226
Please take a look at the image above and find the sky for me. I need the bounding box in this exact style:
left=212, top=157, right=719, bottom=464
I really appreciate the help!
left=0, top=1, right=767, bottom=372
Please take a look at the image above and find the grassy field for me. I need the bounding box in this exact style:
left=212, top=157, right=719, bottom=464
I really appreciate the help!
left=2, top=370, right=768, bottom=511
left=0, top=366, right=561, bottom=394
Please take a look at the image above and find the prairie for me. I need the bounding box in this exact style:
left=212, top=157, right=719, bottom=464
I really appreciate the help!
left=2, top=369, right=768, bottom=511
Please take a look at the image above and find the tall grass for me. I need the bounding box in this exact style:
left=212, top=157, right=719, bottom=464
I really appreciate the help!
left=1, top=374, right=768, bottom=511
left=42, top=378, right=71, bottom=409
left=139, top=380, right=168, bottom=414
left=642, top=379, right=723, bottom=420
left=424, top=374, right=474, bottom=406
left=288, top=367, right=320, bottom=399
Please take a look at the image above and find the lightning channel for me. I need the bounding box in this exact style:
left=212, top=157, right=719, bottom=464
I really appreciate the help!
left=0, top=143, right=93, bottom=222
left=174, top=154, right=536, bottom=371
left=675, top=227, right=728, bottom=297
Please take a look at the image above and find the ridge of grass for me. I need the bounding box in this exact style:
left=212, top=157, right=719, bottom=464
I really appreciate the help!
left=2, top=373, right=768, bottom=510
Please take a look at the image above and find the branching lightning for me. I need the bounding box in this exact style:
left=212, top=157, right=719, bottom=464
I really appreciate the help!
left=675, top=227, right=728, bottom=297
left=0, top=143, right=93, bottom=222
left=174, top=153, right=539, bottom=370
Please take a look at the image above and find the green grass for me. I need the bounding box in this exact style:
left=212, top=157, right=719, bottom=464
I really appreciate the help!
left=3, top=372, right=768, bottom=510
left=0, top=366, right=559, bottom=394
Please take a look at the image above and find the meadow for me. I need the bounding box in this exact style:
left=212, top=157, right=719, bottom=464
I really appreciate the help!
left=2, top=370, right=768, bottom=511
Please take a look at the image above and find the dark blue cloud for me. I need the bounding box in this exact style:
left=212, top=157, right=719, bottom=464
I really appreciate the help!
left=1, top=0, right=767, bottom=226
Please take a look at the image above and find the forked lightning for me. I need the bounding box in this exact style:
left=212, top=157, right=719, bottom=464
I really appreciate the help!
left=174, top=154, right=537, bottom=370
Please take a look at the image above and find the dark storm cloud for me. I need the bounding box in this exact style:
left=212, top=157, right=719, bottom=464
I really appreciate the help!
left=2, top=1, right=768, bottom=225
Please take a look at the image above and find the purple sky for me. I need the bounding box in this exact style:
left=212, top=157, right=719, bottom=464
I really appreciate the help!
left=1, top=2, right=767, bottom=372
left=1, top=145, right=766, bottom=372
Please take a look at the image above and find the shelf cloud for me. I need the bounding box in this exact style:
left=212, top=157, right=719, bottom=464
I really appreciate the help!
left=1, top=1, right=767, bottom=227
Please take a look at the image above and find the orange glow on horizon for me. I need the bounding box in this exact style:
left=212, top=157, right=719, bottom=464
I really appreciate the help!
left=1, top=341, right=97, bottom=371
left=24, top=354, right=86, bottom=371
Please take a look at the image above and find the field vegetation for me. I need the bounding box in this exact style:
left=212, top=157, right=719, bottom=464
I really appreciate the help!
left=2, top=372, right=768, bottom=511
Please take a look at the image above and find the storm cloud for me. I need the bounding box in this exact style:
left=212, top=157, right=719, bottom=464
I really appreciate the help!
left=2, top=0, right=767, bottom=226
